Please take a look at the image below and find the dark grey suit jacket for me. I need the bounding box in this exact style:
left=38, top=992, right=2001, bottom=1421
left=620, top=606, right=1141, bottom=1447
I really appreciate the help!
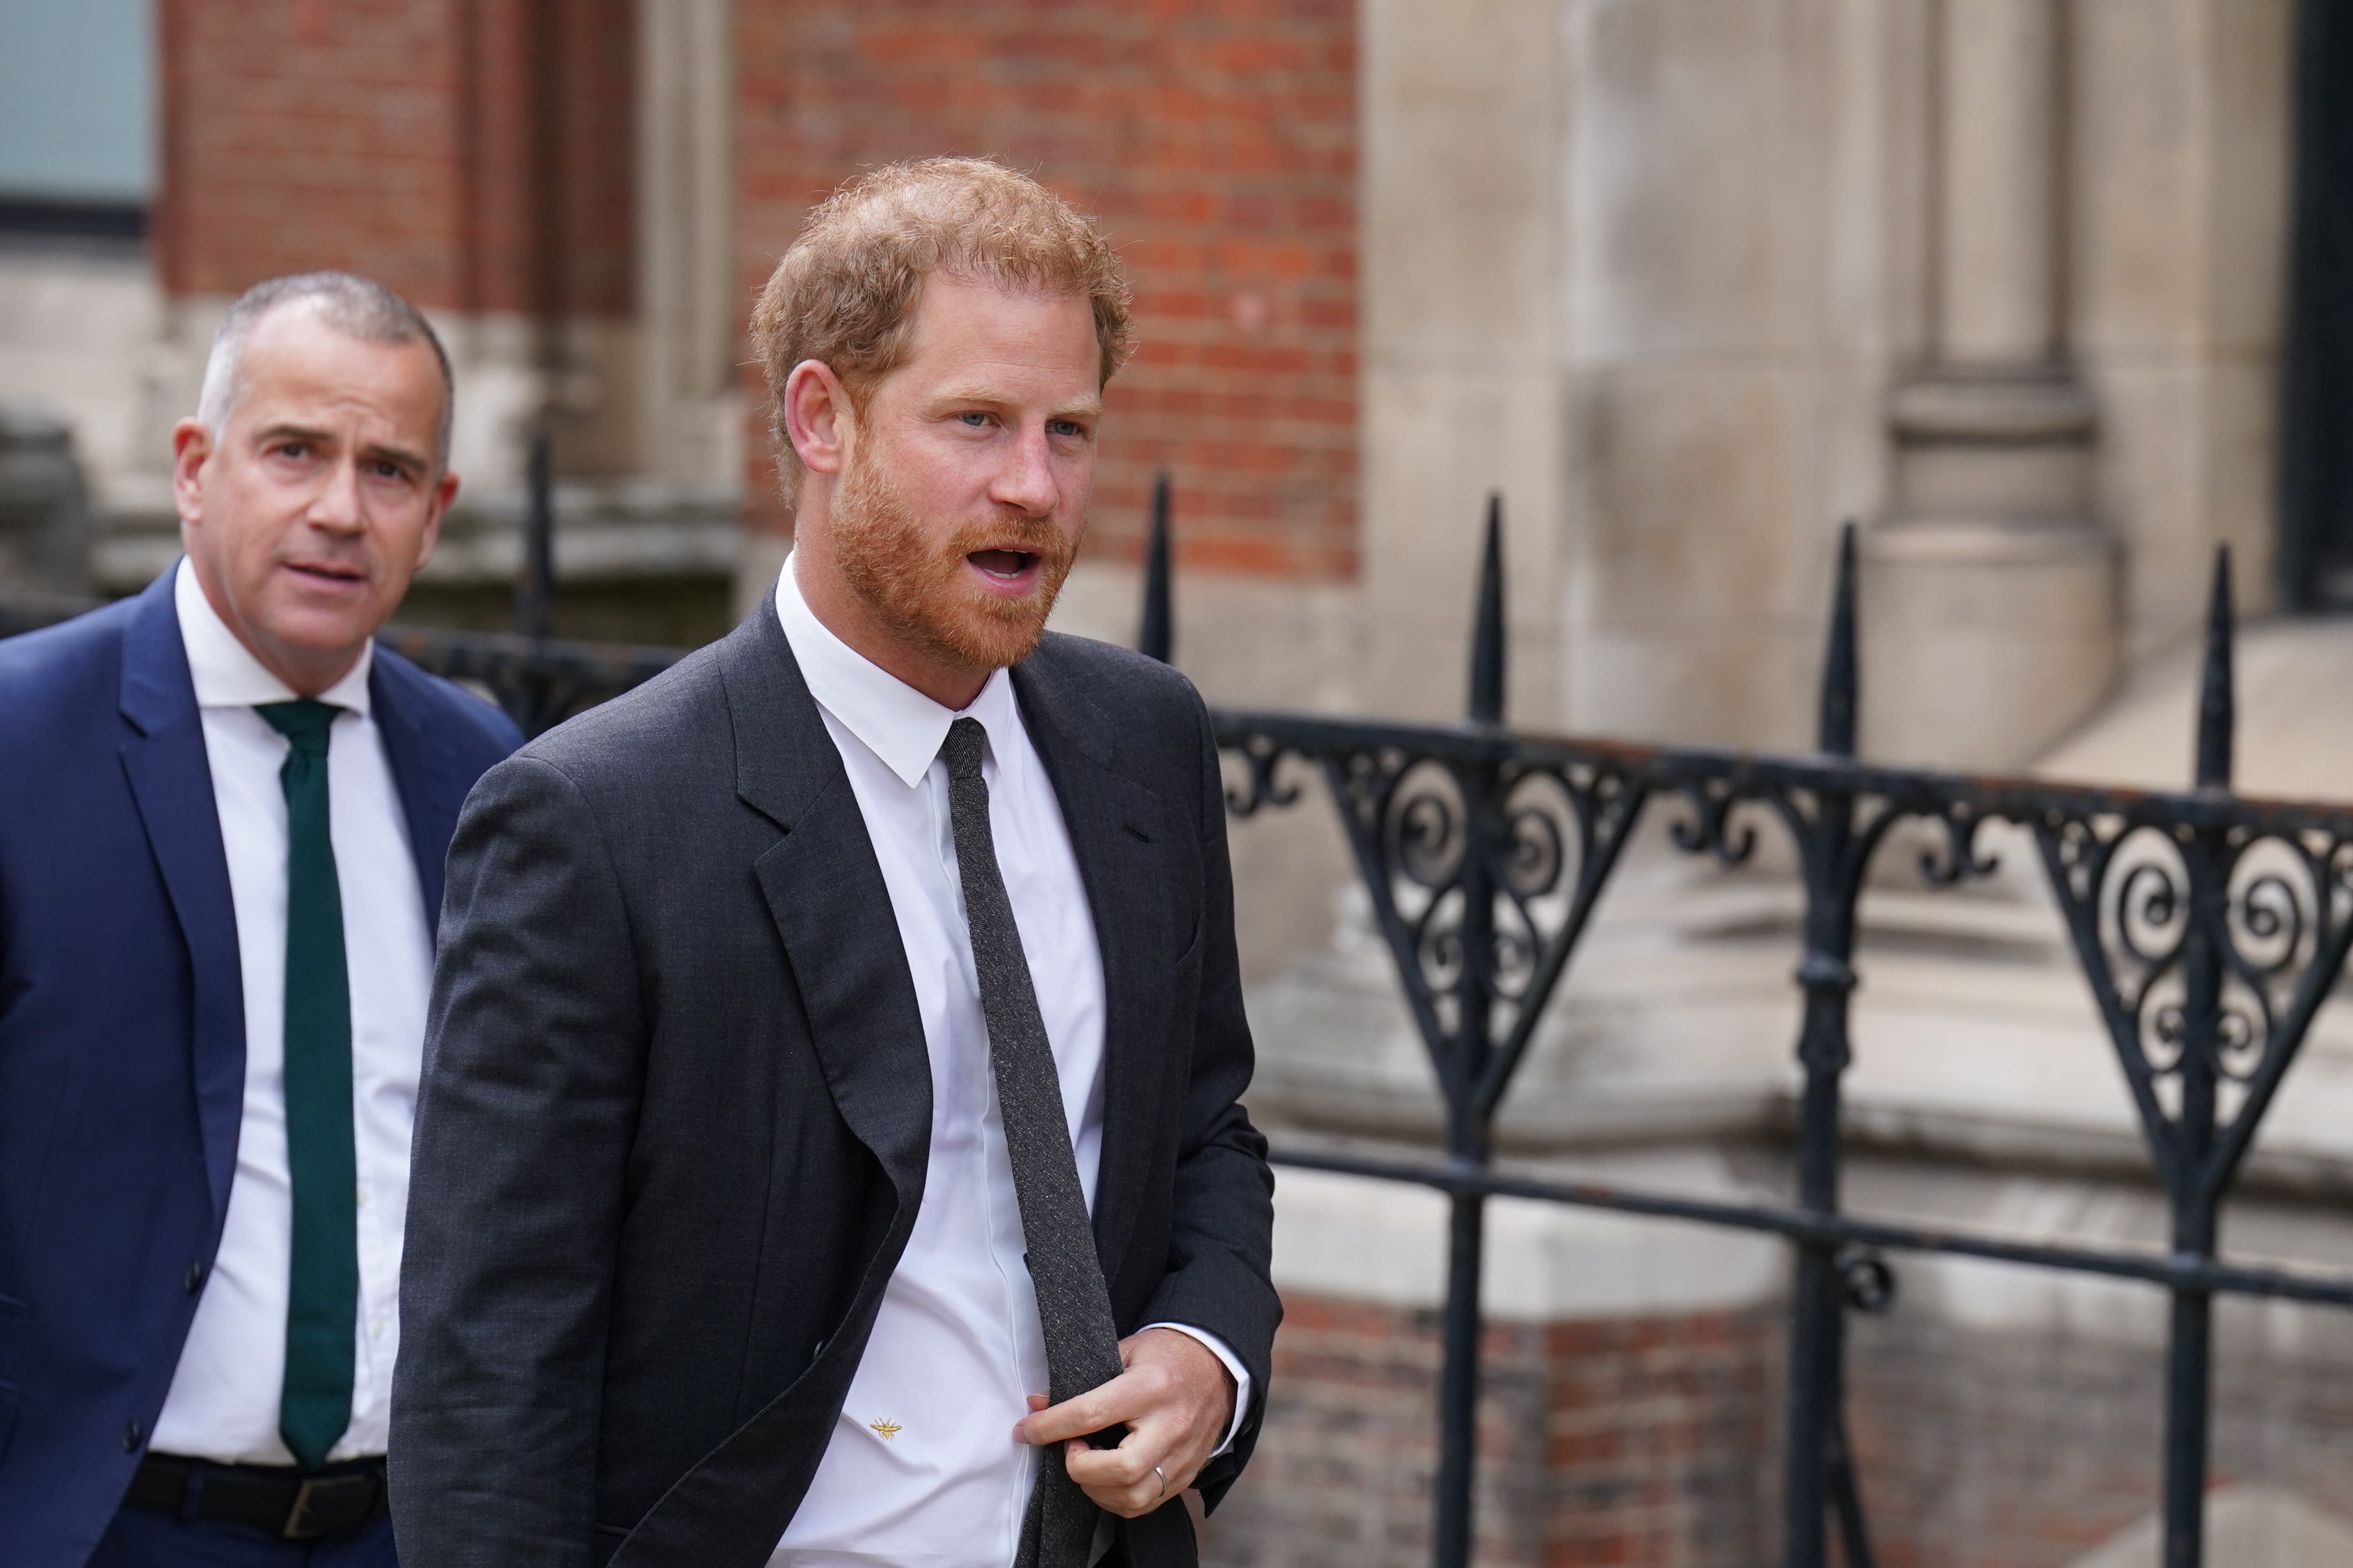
left=389, top=598, right=1279, bottom=1568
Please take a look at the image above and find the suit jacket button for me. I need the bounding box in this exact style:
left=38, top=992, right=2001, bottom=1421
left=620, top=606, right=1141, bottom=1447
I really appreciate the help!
left=123, top=1421, right=143, bottom=1452
left=184, top=1261, right=204, bottom=1294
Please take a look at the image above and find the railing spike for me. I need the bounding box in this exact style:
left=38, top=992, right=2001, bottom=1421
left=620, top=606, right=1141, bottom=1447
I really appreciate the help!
left=2196, top=543, right=2235, bottom=791
left=1138, top=470, right=1173, bottom=665
left=1467, top=492, right=1506, bottom=725
left=1817, top=520, right=1860, bottom=759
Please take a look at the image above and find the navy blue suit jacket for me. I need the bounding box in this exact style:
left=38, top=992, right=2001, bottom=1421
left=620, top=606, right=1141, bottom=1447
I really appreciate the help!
left=0, top=566, right=521, bottom=1567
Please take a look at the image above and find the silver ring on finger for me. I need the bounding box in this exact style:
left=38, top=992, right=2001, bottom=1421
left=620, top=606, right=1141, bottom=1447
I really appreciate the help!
left=1154, top=1465, right=1168, bottom=1499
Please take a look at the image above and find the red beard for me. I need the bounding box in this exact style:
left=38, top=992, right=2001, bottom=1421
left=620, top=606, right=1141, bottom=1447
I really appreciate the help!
left=829, top=442, right=1081, bottom=676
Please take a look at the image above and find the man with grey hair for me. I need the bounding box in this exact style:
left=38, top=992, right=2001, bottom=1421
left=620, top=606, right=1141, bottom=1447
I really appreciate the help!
left=0, top=270, right=520, bottom=1566
left=198, top=273, right=459, bottom=473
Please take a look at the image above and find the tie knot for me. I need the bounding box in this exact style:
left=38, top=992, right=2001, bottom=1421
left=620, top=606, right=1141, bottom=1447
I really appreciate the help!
left=258, top=699, right=340, bottom=757
left=939, top=716, right=987, bottom=783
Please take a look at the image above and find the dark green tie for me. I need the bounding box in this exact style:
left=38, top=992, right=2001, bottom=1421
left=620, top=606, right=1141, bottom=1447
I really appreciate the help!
left=257, top=699, right=356, bottom=1471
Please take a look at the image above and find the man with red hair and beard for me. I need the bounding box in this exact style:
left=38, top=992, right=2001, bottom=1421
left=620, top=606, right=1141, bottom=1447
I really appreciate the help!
left=389, top=159, right=1279, bottom=1568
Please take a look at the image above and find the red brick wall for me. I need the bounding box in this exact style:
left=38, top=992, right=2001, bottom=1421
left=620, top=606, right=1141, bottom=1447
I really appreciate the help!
left=1224, top=1286, right=2353, bottom=1568
left=1847, top=1304, right=2353, bottom=1568
left=1202, top=1294, right=1781, bottom=1567
left=734, top=0, right=1358, bottom=578
left=156, top=0, right=632, bottom=317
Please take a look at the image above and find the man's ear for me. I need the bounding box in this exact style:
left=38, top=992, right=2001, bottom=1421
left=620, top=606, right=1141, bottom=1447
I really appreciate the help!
left=171, top=418, right=213, bottom=527
left=413, top=468, right=459, bottom=574
left=783, top=359, right=853, bottom=478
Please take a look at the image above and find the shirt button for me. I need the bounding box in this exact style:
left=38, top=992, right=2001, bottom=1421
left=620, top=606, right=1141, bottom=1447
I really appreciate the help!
left=124, top=1420, right=144, bottom=1452
left=184, top=1261, right=205, bottom=1294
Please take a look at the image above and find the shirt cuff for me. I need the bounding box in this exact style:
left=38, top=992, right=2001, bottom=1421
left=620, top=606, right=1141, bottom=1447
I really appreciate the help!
left=1141, top=1321, right=1252, bottom=1457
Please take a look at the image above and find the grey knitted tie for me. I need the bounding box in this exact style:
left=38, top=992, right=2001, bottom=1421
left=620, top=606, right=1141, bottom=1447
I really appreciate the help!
left=940, top=717, right=1125, bottom=1568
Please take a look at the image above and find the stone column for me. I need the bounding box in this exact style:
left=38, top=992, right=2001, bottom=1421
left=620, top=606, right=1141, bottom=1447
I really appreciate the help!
left=1863, top=0, right=2118, bottom=769
left=638, top=0, right=742, bottom=494
left=1358, top=0, right=1568, bottom=725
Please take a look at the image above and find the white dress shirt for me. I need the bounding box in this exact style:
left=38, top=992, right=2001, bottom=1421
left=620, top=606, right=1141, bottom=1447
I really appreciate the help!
left=148, top=557, right=435, bottom=1465
left=770, top=557, right=1248, bottom=1568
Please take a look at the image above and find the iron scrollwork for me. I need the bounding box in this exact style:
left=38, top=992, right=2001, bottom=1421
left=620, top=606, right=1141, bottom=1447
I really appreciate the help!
left=2036, top=809, right=2353, bottom=1199
left=1294, top=741, right=1648, bottom=1117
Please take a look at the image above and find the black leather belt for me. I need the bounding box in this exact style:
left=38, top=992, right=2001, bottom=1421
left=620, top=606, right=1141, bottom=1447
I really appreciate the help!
left=125, top=1453, right=388, bottom=1540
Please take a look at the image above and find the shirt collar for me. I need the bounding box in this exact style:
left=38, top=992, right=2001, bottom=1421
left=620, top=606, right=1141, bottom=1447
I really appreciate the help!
left=774, top=552, right=1018, bottom=789
left=174, top=555, right=374, bottom=716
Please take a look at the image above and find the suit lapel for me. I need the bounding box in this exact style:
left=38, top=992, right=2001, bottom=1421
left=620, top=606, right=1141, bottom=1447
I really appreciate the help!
left=1011, top=654, right=1173, bottom=1292
left=370, top=652, right=466, bottom=934
left=720, top=604, right=934, bottom=1214
left=117, top=568, right=246, bottom=1228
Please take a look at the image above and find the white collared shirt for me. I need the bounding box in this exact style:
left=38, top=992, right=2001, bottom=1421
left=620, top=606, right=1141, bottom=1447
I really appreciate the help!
left=148, top=557, right=435, bottom=1465
left=770, top=557, right=1248, bottom=1568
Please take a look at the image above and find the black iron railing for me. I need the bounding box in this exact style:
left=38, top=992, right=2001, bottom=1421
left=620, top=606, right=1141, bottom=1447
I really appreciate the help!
left=10, top=475, right=2353, bottom=1568
left=1205, top=518, right=2353, bottom=1568
left=1196, top=507, right=2353, bottom=1568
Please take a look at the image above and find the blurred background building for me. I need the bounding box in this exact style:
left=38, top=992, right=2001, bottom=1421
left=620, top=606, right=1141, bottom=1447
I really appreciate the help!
left=6, top=2, right=2353, bottom=1564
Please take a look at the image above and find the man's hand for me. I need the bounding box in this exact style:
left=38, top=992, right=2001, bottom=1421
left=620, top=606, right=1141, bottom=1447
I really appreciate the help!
left=1013, top=1327, right=1237, bottom=1518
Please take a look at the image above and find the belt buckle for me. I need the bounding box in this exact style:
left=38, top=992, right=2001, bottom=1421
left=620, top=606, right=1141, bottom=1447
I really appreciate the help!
left=282, top=1473, right=373, bottom=1541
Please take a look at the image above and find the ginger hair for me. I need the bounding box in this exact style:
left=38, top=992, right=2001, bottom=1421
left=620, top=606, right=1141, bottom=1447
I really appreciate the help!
left=749, top=157, right=1134, bottom=506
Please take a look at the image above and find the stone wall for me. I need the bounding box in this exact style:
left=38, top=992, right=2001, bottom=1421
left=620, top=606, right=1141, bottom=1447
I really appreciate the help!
left=1343, top=0, right=2297, bottom=761
left=2073, top=0, right=2294, bottom=666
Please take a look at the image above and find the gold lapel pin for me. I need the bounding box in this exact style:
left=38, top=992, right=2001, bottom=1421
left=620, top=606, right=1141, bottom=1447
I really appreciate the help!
left=869, top=1419, right=903, bottom=1441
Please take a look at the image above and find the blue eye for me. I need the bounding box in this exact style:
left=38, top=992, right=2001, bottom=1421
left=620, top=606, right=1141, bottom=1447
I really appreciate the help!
left=959, top=411, right=991, bottom=428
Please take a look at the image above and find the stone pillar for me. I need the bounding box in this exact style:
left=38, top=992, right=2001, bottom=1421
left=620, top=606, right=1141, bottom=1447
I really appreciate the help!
left=638, top=0, right=742, bottom=495
left=1863, top=0, right=2118, bottom=769
left=1358, top=0, right=1567, bottom=725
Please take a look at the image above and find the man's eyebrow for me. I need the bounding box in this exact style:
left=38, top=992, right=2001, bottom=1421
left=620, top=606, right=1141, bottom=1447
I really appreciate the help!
left=932, top=386, right=1105, bottom=421
left=254, top=422, right=429, bottom=473
left=358, top=438, right=432, bottom=473
left=253, top=422, right=336, bottom=449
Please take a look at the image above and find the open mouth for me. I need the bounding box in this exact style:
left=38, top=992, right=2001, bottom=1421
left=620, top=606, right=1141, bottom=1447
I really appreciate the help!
left=967, top=548, right=1040, bottom=582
